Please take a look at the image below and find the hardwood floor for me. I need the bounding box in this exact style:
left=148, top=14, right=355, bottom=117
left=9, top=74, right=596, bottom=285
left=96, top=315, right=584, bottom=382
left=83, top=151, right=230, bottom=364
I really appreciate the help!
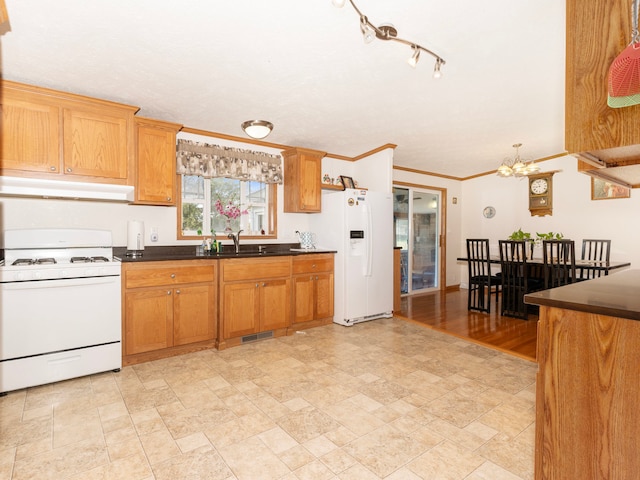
left=396, top=288, right=538, bottom=362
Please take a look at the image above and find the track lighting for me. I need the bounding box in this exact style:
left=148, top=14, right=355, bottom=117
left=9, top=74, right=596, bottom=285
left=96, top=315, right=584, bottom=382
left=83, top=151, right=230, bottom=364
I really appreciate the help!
left=433, top=58, right=443, bottom=79
left=359, top=15, right=376, bottom=44
left=408, top=45, right=420, bottom=68
left=333, top=0, right=446, bottom=77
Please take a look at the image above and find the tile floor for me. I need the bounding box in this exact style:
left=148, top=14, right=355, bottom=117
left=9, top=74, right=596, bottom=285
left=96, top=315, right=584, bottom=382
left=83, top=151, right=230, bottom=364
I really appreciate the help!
left=0, top=319, right=537, bottom=480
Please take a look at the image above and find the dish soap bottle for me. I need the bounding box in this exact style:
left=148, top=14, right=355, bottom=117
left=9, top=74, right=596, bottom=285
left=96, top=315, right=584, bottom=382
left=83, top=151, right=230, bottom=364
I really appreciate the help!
left=210, top=231, right=217, bottom=253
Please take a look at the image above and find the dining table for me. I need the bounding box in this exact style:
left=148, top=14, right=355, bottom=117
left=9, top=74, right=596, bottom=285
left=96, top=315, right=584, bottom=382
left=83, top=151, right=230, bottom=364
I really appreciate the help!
left=457, top=255, right=631, bottom=275
left=457, top=254, right=631, bottom=318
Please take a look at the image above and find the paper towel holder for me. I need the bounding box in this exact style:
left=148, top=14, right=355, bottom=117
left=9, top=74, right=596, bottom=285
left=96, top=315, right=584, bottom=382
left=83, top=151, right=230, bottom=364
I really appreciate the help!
left=126, top=220, right=145, bottom=258
left=125, top=247, right=143, bottom=258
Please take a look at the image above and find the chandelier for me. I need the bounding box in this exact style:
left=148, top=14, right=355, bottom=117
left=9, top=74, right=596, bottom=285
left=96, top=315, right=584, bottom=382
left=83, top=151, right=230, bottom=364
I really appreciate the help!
left=497, top=143, right=540, bottom=178
left=331, top=0, right=446, bottom=78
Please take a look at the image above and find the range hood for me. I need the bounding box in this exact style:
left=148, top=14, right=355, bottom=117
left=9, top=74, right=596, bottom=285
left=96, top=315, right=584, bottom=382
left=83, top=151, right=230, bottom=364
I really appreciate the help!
left=0, top=176, right=135, bottom=202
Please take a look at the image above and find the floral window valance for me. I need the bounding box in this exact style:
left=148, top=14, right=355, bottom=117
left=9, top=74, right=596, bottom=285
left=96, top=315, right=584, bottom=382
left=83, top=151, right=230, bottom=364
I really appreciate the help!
left=176, top=139, right=283, bottom=184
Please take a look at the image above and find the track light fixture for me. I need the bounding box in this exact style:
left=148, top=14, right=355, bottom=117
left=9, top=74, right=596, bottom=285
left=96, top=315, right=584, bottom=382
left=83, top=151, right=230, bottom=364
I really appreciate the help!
left=332, top=0, right=446, bottom=78
left=407, top=45, right=420, bottom=68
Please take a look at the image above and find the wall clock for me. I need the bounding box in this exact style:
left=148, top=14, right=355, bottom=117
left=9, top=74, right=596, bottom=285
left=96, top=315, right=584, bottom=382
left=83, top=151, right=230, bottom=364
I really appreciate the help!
left=528, top=172, right=555, bottom=216
left=483, top=206, right=496, bottom=218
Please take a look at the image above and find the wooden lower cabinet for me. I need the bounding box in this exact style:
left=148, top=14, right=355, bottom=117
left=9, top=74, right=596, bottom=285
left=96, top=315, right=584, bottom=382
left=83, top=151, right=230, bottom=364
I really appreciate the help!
left=535, top=305, right=640, bottom=479
left=122, top=254, right=335, bottom=358
left=219, top=257, right=292, bottom=349
left=291, top=254, right=334, bottom=328
left=122, top=260, right=216, bottom=365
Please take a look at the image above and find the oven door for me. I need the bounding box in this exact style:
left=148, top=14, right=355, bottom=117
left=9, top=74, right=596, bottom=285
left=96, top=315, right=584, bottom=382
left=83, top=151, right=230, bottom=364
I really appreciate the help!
left=0, top=275, right=121, bottom=361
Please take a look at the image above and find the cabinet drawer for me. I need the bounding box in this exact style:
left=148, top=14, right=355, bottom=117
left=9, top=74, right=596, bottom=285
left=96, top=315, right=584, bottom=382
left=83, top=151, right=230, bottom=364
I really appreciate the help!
left=292, top=254, right=334, bottom=274
left=125, top=263, right=215, bottom=288
left=222, top=257, right=291, bottom=282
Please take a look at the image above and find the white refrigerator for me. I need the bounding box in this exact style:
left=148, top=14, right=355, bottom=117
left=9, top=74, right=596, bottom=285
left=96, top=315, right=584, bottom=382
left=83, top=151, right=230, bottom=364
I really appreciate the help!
left=310, top=188, right=393, bottom=326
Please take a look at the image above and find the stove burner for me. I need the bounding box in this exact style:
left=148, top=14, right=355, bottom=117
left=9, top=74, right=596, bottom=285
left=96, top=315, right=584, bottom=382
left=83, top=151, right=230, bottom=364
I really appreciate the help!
left=70, top=256, right=110, bottom=263
left=12, top=258, right=35, bottom=266
left=71, top=257, right=91, bottom=263
left=36, top=258, right=57, bottom=265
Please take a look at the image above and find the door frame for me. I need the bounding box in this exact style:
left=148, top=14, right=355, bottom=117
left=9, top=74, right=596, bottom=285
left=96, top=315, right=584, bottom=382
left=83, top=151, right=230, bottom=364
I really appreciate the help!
left=393, top=181, right=447, bottom=293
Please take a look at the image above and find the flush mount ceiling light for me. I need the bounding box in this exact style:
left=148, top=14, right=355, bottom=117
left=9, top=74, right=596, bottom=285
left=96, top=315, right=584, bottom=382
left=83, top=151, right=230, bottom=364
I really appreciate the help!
left=497, top=143, right=541, bottom=178
left=241, top=120, right=274, bottom=139
left=332, top=0, right=446, bottom=79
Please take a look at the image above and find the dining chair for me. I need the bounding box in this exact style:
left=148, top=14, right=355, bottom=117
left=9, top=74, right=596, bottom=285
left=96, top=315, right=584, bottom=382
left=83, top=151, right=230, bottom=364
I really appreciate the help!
left=498, top=240, right=543, bottom=319
left=466, top=239, right=501, bottom=313
left=578, top=239, right=611, bottom=280
left=542, top=239, right=576, bottom=289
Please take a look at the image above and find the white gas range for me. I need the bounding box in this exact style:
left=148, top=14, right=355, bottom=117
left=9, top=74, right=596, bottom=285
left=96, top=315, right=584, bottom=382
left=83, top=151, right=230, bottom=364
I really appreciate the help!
left=0, top=228, right=122, bottom=394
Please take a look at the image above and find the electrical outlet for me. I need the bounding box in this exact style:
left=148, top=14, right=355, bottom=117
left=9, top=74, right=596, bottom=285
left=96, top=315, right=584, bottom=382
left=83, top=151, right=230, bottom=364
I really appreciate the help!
left=150, top=227, right=158, bottom=242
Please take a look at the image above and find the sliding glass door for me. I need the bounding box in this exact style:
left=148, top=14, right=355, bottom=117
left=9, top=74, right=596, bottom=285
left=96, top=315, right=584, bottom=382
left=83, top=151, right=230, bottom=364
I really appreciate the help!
left=393, top=186, right=441, bottom=294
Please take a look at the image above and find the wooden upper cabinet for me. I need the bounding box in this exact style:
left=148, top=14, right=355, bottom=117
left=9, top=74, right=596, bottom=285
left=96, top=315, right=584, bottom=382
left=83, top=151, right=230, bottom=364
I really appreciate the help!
left=0, top=0, right=8, bottom=27
left=0, top=95, right=61, bottom=173
left=0, top=80, right=138, bottom=183
left=134, top=117, right=182, bottom=205
left=566, top=0, right=640, bottom=154
left=282, top=147, right=326, bottom=213
left=63, top=106, right=129, bottom=179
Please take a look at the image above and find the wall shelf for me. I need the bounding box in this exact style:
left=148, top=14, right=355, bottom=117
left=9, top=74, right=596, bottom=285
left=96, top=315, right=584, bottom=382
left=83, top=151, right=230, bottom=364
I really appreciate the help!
left=321, top=183, right=344, bottom=191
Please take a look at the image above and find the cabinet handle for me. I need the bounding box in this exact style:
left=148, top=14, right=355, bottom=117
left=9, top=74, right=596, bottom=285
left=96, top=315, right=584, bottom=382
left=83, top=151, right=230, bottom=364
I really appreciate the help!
left=50, top=166, right=57, bottom=171
left=66, top=167, right=72, bottom=173
left=167, top=197, right=171, bottom=201
left=309, top=276, right=313, bottom=280
left=316, top=276, right=319, bottom=280
left=262, top=282, right=267, bottom=287
left=167, top=290, right=171, bottom=295
left=176, top=289, right=180, bottom=294
left=170, top=273, right=176, bottom=278
left=312, top=264, right=316, bottom=268
left=256, top=283, right=259, bottom=288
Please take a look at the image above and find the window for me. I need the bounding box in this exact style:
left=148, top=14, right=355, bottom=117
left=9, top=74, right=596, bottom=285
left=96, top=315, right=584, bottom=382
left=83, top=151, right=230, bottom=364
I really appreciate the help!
left=179, top=176, right=275, bottom=239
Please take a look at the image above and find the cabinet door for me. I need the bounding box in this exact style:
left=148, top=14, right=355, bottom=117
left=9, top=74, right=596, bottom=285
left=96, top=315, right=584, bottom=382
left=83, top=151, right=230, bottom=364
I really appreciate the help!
left=173, top=284, right=216, bottom=346
left=223, top=282, right=260, bottom=338
left=63, top=107, right=129, bottom=179
left=293, top=275, right=315, bottom=324
left=315, top=272, right=334, bottom=320
left=135, top=120, right=180, bottom=205
left=283, top=147, right=325, bottom=213
left=260, top=278, right=291, bottom=331
left=1, top=97, right=60, bottom=173
left=297, top=153, right=321, bottom=212
left=125, top=289, right=173, bottom=355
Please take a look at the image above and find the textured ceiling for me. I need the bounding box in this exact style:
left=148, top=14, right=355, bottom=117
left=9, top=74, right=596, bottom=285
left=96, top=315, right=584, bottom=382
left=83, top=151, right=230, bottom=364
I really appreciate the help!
left=0, top=0, right=567, bottom=178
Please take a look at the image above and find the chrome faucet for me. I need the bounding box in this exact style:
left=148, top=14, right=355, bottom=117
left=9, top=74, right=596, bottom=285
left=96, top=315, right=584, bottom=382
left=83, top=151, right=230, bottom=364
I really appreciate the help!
left=228, top=229, right=243, bottom=253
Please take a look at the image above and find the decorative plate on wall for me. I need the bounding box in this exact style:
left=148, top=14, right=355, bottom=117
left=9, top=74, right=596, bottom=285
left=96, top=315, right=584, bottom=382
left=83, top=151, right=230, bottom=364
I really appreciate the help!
left=483, top=206, right=496, bottom=218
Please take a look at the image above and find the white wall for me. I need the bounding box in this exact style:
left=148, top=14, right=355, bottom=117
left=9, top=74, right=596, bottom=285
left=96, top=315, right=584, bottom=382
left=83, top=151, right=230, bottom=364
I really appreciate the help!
left=392, top=169, right=463, bottom=287
left=459, top=154, right=638, bottom=284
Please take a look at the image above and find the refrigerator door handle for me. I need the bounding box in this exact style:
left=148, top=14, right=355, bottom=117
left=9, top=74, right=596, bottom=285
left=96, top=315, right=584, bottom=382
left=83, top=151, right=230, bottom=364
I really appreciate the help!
left=365, top=203, right=373, bottom=277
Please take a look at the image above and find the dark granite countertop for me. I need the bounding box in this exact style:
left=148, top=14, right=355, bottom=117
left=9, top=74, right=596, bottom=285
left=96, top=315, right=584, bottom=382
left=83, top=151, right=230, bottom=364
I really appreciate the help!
left=114, top=244, right=336, bottom=263
left=524, top=268, right=640, bottom=320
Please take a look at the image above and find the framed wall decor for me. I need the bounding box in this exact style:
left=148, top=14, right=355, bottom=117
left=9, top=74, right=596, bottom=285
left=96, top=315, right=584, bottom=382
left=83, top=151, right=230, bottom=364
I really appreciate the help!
left=339, top=175, right=355, bottom=189
left=591, top=177, right=630, bottom=200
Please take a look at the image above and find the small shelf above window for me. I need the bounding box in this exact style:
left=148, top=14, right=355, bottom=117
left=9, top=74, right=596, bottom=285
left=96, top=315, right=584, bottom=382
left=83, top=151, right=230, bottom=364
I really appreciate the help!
left=321, top=184, right=344, bottom=191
